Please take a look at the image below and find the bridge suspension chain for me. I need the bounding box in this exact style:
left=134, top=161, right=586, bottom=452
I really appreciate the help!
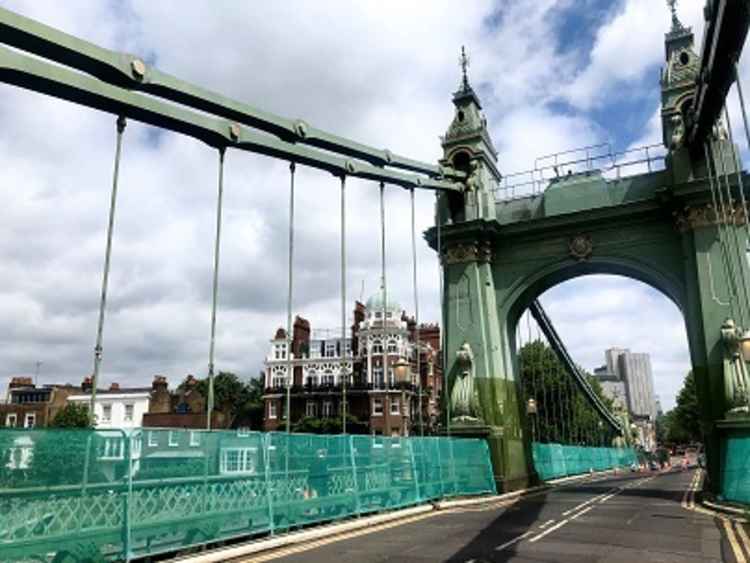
left=410, top=187, right=423, bottom=436
left=704, top=141, right=740, bottom=323
left=90, top=115, right=127, bottom=418
left=285, top=162, right=296, bottom=433
left=206, top=147, right=226, bottom=430
left=723, top=103, right=750, bottom=256
left=340, top=174, right=347, bottom=434
left=715, top=133, right=750, bottom=322
left=437, top=193, right=449, bottom=436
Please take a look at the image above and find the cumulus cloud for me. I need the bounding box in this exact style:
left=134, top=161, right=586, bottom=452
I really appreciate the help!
left=0, top=0, right=698, bottom=410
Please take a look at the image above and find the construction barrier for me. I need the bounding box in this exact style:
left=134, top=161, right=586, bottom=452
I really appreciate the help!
left=531, top=442, right=638, bottom=481
left=721, top=431, right=750, bottom=504
left=0, top=428, right=495, bottom=561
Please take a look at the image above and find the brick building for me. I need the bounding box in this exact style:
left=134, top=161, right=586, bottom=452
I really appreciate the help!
left=142, top=374, right=229, bottom=429
left=0, top=377, right=79, bottom=428
left=262, top=295, right=443, bottom=436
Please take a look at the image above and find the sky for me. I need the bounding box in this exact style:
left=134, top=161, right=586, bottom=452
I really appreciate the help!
left=0, top=0, right=748, bottom=411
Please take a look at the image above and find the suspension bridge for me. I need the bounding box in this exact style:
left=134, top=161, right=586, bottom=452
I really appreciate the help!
left=1, top=1, right=750, bottom=561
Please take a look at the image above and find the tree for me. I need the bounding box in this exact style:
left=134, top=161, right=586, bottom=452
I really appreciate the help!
left=50, top=403, right=91, bottom=428
left=292, top=414, right=368, bottom=435
left=518, top=340, right=615, bottom=445
left=181, top=371, right=266, bottom=429
left=663, top=370, right=701, bottom=444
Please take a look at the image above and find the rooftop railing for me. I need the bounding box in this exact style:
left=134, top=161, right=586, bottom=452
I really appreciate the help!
left=494, top=143, right=668, bottom=202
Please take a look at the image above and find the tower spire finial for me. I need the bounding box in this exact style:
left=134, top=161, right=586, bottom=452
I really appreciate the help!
left=667, top=0, right=685, bottom=32
left=459, top=46, right=470, bottom=91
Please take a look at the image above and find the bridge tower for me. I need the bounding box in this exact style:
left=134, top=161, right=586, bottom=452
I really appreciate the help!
left=433, top=4, right=750, bottom=494
left=435, top=49, right=532, bottom=492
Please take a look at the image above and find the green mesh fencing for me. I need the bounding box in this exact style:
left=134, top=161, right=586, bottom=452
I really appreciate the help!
left=531, top=442, right=638, bottom=481
left=721, top=432, right=750, bottom=504
left=0, top=428, right=494, bottom=562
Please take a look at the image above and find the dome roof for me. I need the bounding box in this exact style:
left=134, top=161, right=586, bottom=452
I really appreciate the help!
left=365, top=292, right=401, bottom=313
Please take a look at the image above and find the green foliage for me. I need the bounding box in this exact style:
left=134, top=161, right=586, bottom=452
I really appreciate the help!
left=181, top=372, right=265, bottom=429
left=661, top=371, right=701, bottom=444
left=519, top=340, right=615, bottom=446
left=50, top=403, right=92, bottom=428
left=292, top=414, right=368, bottom=435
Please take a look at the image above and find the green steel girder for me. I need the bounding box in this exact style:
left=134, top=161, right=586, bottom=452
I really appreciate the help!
left=0, top=45, right=460, bottom=191
left=689, top=0, right=750, bottom=147
left=0, top=6, right=464, bottom=182
left=529, top=299, right=622, bottom=433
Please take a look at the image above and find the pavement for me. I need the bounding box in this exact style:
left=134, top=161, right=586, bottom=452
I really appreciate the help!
left=235, top=470, right=750, bottom=563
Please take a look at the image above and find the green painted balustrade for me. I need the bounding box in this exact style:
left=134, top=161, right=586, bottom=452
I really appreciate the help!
left=0, top=428, right=495, bottom=562
left=531, top=442, right=639, bottom=481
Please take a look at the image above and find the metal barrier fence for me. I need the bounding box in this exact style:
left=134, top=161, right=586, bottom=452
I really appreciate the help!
left=532, top=443, right=638, bottom=481
left=0, top=428, right=495, bottom=562
left=721, top=432, right=750, bottom=504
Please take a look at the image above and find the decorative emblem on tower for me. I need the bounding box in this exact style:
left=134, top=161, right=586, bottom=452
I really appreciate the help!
left=569, top=234, right=593, bottom=262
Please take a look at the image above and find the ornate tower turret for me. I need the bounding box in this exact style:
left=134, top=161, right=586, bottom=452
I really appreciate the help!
left=660, top=0, right=699, bottom=152
left=439, top=47, right=500, bottom=223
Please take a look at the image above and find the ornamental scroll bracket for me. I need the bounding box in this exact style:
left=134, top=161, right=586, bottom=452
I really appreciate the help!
left=443, top=240, right=493, bottom=265
left=673, top=203, right=749, bottom=233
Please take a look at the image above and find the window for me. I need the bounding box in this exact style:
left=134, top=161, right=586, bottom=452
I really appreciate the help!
left=24, top=413, right=36, bottom=428
left=124, top=404, right=134, bottom=423
left=189, top=431, right=200, bottom=447
left=322, top=401, right=333, bottom=417
left=100, top=438, right=124, bottom=460
left=306, top=370, right=318, bottom=386
left=372, top=342, right=383, bottom=354
left=373, top=367, right=385, bottom=388
left=101, top=404, right=112, bottom=423
left=168, top=431, right=179, bottom=447
left=387, top=341, right=398, bottom=353
left=5, top=414, right=17, bottom=428
left=375, top=311, right=382, bottom=319
left=220, top=447, right=257, bottom=475
left=274, top=343, right=287, bottom=360
left=321, top=371, right=335, bottom=386
left=148, top=431, right=158, bottom=447
left=269, top=402, right=278, bottom=419
left=390, top=397, right=400, bottom=415
left=306, top=401, right=317, bottom=417
left=372, top=398, right=383, bottom=416
left=325, top=342, right=337, bottom=358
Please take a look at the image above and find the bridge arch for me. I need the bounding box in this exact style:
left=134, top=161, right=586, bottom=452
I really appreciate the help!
left=504, top=256, right=688, bottom=339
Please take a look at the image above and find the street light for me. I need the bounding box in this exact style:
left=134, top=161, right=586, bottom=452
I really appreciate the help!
left=740, top=330, right=750, bottom=362
left=393, top=357, right=411, bottom=383
left=526, top=398, right=538, bottom=443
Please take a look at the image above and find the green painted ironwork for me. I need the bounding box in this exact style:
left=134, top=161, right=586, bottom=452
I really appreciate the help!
left=531, top=443, right=638, bottom=482
left=0, top=428, right=494, bottom=562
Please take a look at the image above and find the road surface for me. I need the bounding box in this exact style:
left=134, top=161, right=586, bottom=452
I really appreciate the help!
left=239, top=470, right=750, bottom=562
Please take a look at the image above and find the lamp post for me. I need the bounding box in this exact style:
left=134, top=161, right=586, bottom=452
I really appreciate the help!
left=393, top=357, right=411, bottom=435
left=527, top=398, right=538, bottom=443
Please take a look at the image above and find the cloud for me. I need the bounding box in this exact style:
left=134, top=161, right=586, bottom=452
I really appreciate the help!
left=563, top=0, right=706, bottom=110
left=0, top=0, right=694, bottom=414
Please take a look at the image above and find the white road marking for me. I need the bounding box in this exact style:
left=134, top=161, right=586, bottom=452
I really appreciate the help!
left=562, top=489, right=616, bottom=516
left=569, top=505, right=594, bottom=521
left=529, top=519, right=569, bottom=543
left=494, top=531, right=533, bottom=551
left=735, top=522, right=750, bottom=561
left=539, top=519, right=556, bottom=529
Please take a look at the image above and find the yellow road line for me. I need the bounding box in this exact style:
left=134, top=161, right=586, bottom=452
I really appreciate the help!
left=723, top=518, right=747, bottom=563
left=239, top=510, right=441, bottom=562
left=736, top=522, right=750, bottom=561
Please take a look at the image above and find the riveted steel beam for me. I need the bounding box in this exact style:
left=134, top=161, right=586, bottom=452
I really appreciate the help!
left=0, top=46, right=460, bottom=191
left=689, top=0, right=750, bottom=147
left=0, top=6, right=463, bottom=180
